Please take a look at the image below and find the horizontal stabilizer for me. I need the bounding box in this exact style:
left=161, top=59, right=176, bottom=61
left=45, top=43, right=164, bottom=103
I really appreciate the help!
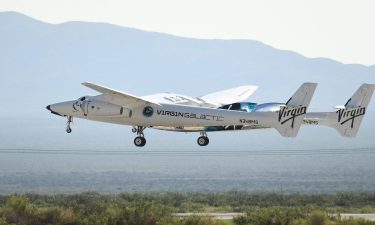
left=304, top=83, right=375, bottom=137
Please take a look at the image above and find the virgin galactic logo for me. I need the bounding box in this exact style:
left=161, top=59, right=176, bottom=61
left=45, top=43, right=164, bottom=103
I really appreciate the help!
left=143, top=106, right=154, bottom=117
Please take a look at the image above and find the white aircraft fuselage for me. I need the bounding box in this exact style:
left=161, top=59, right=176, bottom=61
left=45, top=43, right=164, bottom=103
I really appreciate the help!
left=46, top=82, right=374, bottom=147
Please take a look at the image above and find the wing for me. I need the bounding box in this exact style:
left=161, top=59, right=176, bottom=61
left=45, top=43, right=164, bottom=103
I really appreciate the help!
left=142, top=93, right=207, bottom=106
left=199, top=85, right=258, bottom=106
left=82, top=82, right=160, bottom=107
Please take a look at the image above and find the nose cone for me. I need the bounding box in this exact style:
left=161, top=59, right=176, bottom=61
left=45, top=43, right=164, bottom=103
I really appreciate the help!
left=46, top=100, right=78, bottom=117
left=46, top=103, right=66, bottom=117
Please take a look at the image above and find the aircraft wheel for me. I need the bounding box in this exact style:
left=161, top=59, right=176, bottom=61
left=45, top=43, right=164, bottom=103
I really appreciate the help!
left=134, top=136, right=146, bottom=147
left=197, top=136, right=209, bottom=146
left=66, top=116, right=73, bottom=133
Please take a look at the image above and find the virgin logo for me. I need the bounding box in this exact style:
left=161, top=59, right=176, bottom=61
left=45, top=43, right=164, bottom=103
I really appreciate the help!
left=278, top=106, right=307, bottom=128
left=336, top=107, right=365, bottom=128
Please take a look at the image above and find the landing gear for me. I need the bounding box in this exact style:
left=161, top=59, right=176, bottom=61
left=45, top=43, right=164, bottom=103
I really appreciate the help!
left=197, top=132, right=209, bottom=146
left=132, top=126, right=146, bottom=147
left=66, top=116, right=73, bottom=133
left=66, top=127, right=72, bottom=133
left=134, top=136, right=146, bottom=147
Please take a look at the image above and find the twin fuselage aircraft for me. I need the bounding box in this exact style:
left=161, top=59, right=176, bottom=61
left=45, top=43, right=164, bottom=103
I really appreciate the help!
left=46, top=83, right=374, bottom=147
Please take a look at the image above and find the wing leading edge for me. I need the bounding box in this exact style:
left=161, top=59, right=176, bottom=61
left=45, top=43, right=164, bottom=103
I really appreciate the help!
left=82, top=82, right=160, bottom=107
left=82, top=82, right=257, bottom=107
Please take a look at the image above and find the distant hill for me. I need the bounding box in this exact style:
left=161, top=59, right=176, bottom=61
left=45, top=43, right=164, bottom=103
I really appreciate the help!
left=1, top=11, right=374, bottom=115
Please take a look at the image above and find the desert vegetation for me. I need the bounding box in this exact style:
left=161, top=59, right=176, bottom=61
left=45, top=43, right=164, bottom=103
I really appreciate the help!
left=1, top=192, right=375, bottom=225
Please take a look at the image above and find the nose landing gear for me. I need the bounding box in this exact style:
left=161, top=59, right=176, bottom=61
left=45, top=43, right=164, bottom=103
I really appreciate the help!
left=66, top=116, right=73, bottom=133
left=197, top=132, right=209, bottom=146
left=132, top=126, right=146, bottom=147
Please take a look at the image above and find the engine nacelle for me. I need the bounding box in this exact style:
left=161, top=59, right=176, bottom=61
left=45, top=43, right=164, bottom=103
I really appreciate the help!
left=74, top=98, right=131, bottom=117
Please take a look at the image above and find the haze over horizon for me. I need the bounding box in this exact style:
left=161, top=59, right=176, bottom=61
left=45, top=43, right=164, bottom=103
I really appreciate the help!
left=1, top=0, right=375, bottom=66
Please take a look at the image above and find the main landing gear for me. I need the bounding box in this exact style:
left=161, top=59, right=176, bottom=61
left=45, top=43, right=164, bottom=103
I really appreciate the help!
left=132, top=126, right=146, bottom=147
left=197, top=132, right=209, bottom=146
left=66, top=116, right=73, bottom=133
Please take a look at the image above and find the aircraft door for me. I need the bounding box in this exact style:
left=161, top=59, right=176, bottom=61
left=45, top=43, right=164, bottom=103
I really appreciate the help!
left=80, top=100, right=89, bottom=116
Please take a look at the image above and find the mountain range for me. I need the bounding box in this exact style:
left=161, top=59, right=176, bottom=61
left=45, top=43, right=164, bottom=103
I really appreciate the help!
left=0, top=11, right=374, bottom=149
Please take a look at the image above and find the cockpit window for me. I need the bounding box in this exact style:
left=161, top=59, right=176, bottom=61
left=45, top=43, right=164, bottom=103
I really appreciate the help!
left=240, top=103, right=256, bottom=112
left=230, top=103, right=241, bottom=110
left=79, top=97, right=86, bottom=101
left=219, top=102, right=257, bottom=112
left=219, top=104, right=230, bottom=110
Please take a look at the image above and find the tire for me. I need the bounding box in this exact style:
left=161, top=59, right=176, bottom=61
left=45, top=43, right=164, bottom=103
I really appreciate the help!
left=197, top=136, right=209, bottom=146
left=66, top=127, right=72, bottom=133
left=134, top=137, right=146, bottom=147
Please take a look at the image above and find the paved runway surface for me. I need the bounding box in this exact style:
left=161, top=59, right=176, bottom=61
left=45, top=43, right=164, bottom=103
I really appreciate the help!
left=339, top=214, right=375, bottom=221
left=175, top=213, right=245, bottom=220
left=175, top=213, right=375, bottom=221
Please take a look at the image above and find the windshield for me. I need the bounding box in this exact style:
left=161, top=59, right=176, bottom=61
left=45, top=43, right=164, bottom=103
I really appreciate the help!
left=219, top=102, right=257, bottom=112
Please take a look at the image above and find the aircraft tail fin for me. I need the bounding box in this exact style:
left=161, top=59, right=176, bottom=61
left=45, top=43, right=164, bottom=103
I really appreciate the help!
left=274, top=83, right=317, bottom=137
left=332, top=83, right=375, bottom=137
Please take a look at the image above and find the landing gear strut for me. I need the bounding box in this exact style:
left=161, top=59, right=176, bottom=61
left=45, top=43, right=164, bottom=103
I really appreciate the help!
left=197, top=132, right=209, bottom=146
left=66, top=116, right=73, bottom=133
left=132, top=126, right=146, bottom=147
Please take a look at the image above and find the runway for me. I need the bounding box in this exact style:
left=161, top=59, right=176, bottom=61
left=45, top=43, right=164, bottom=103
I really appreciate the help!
left=174, top=213, right=375, bottom=221
left=174, top=213, right=245, bottom=220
